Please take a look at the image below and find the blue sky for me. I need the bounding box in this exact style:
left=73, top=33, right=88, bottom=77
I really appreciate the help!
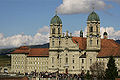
left=0, top=0, right=120, bottom=48
left=0, top=0, right=120, bottom=36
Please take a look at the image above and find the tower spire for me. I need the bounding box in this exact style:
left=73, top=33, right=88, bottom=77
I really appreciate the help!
left=55, top=10, right=57, bottom=15
left=92, top=3, right=95, bottom=11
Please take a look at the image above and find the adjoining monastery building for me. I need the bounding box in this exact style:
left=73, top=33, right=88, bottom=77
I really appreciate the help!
left=11, top=11, right=120, bottom=74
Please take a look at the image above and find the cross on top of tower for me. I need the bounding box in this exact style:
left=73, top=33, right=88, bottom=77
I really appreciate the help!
left=55, top=10, right=58, bottom=15
left=92, top=3, right=95, bottom=11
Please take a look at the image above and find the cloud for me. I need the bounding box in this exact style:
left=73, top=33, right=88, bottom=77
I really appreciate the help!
left=73, top=27, right=120, bottom=39
left=0, top=26, right=49, bottom=49
left=100, top=27, right=120, bottom=39
left=38, top=26, right=49, bottom=34
left=56, top=0, right=112, bottom=14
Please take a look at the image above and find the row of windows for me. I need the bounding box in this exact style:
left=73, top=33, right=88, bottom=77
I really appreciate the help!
left=28, top=58, right=48, bottom=60
left=52, top=28, right=60, bottom=34
left=90, top=39, right=99, bottom=45
left=12, top=56, right=48, bottom=61
left=89, top=26, right=99, bottom=33
left=13, top=65, right=24, bottom=69
left=97, top=58, right=119, bottom=61
left=14, top=62, right=24, bottom=64
left=52, top=58, right=87, bottom=64
left=28, top=62, right=48, bottom=65
left=27, top=66, right=48, bottom=70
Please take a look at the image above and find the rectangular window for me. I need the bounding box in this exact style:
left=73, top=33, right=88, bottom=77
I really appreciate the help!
left=52, top=41, right=54, bottom=47
left=90, top=27, right=93, bottom=32
left=66, top=57, right=68, bottom=64
left=97, top=40, right=99, bottom=45
left=73, top=59, right=74, bottom=63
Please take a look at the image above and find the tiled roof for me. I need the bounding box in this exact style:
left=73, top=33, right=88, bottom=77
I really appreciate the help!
left=72, top=37, right=120, bottom=57
left=11, top=46, right=49, bottom=57
left=11, top=46, right=29, bottom=54
left=72, top=37, right=86, bottom=50
left=28, top=48, right=49, bottom=57
left=11, top=37, right=120, bottom=57
left=97, top=39, right=120, bottom=57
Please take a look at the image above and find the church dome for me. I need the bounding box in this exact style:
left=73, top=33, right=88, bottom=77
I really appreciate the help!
left=103, top=32, right=108, bottom=35
left=87, top=11, right=100, bottom=21
left=80, top=30, right=83, bottom=34
left=50, top=14, right=62, bottom=24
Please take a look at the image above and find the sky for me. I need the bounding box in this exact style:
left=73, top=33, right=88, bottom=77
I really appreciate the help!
left=0, top=0, right=120, bottom=48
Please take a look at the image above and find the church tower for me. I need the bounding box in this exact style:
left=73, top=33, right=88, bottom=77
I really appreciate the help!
left=86, top=11, right=101, bottom=71
left=86, top=11, right=101, bottom=51
left=49, top=13, right=62, bottom=72
left=49, top=14, right=62, bottom=48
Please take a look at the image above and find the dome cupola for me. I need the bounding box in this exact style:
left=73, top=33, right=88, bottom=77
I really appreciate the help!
left=87, top=11, right=100, bottom=21
left=103, top=32, right=108, bottom=36
left=103, top=31, right=108, bottom=39
left=80, top=30, right=83, bottom=37
left=50, top=14, right=62, bottom=25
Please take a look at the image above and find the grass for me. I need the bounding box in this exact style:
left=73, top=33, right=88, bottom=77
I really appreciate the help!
left=0, top=55, right=10, bottom=66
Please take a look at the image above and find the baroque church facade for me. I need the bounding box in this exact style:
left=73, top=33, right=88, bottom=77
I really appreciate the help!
left=11, top=11, right=120, bottom=74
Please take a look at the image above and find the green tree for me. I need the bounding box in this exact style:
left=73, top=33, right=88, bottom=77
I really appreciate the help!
left=85, top=70, right=91, bottom=80
left=105, top=56, right=118, bottom=80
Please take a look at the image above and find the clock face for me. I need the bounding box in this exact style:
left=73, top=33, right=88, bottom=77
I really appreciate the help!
left=96, top=34, right=99, bottom=37
left=90, top=34, right=92, bottom=38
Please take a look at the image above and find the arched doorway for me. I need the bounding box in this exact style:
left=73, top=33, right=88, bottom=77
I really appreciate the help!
left=65, top=68, right=68, bottom=74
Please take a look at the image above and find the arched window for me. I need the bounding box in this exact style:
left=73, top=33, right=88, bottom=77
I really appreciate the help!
left=52, top=28, right=55, bottom=34
left=58, top=28, right=60, bottom=34
left=66, top=57, right=68, bottom=64
left=82, top=59, right=84, bottom=63
left=90, top=59, right=92, bottom=64
left=90, top=39, right=92, bottom=45
left=96, top=26, right=98, bottom=33
left=97, top=39, right=99, bottom=45
left=90, top=27, right=93, bottom=32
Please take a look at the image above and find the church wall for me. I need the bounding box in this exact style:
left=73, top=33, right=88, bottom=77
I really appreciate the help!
left=26, top=57, right=48, bottom=74
left=86, top=52, right=98, bottom=70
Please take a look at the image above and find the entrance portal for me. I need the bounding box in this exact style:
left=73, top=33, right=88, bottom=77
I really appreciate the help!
left=65, top=68, right=68, bottom=74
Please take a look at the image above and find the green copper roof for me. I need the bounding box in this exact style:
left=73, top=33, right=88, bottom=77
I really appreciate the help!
left=50, top=14, right=62, bottom=24
left=80, top=30, right=83, bottom=34
left=103, top=32, right=108, bottom=35
left=87, top=11, right=100, bottom=21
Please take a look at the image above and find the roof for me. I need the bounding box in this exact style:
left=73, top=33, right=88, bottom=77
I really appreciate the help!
left=72, top=37, right=120, bottom=57
left=87, top=11, right=100, bottom=21
left=11, top=46, right=29, bottom=54
left=28, top=48, right=49, bottom=57
left=11, top=46, right=49, bottom=57
left=11, top=37, right=120, bottom=57
left=97, top=39, right=120, bottom=57
left=50, top=14, right=62, bottom=24
left=72, top=37, right=87, bottom=50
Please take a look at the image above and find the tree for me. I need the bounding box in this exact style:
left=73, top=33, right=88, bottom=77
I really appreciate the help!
left=85, top=70, right=91, bottom=80
left=105, top=56, right=118, bottom=80
left=90, top=62, right=105, bottom=80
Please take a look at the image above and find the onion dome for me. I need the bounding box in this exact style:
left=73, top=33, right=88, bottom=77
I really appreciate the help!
left=103, top=32, right=108, bottom=35
left=50, top=14, right=62, bottom=24
left=87, top=11, right=100, bottom=21
left=80, top=30, right=83, bottom=37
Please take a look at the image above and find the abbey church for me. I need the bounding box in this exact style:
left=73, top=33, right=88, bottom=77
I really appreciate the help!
left=11, top=11, right=120, bottom=74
